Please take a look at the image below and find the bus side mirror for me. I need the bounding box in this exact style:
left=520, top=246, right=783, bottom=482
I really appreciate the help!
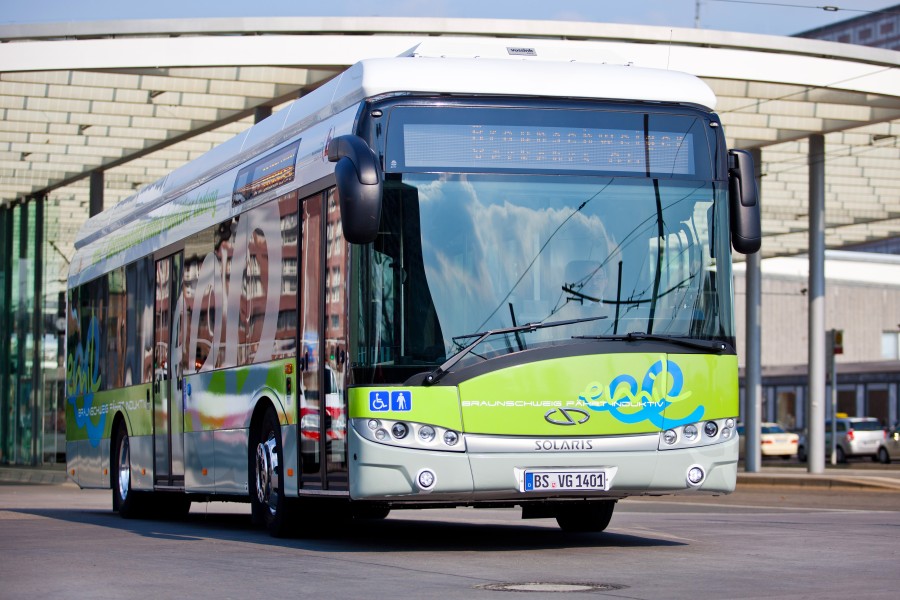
left=328, top=135, right=383, bottom=245
left=728, top=149, right=761, bottom=255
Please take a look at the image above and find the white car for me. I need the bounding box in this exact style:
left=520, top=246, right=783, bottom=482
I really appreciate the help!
left=877, top=426, right=900, bottom=464
left=797, top=416, right=886, bottom=463
left=738, top=422, right=799, bottom=459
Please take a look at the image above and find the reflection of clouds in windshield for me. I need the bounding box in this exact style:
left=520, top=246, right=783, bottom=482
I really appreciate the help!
left=414, top=176, right=615, bottom=339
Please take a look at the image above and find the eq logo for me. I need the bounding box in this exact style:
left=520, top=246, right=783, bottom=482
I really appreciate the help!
left=368, top=390, right=413, bottom=412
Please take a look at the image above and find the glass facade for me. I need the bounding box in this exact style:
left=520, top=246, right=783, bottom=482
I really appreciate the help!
left=0, top=197, right=68, bottom=466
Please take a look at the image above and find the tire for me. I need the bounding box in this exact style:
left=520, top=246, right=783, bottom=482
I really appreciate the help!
left=112, top=423, right=145, bottom=519
left=878, top=447, right=891, bottom=465
left=250, top=406, right=296, bottom=537
left=352, top=504, right=391, bottom=520
left=155, top=494, right=192, bottom=520
left=555, top=501, right=616, bottom=533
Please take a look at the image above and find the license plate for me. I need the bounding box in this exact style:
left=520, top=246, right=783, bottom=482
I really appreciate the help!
left=521, top=470, right=608, bottom=492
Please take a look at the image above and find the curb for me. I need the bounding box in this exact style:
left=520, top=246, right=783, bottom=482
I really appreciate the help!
left=737, top=473, right=900, bottom=491
left=0, top=467, right=69, bottom=485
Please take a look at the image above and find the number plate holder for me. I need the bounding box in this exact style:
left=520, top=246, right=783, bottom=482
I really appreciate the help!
left=520, top=469, right=610, bottom=493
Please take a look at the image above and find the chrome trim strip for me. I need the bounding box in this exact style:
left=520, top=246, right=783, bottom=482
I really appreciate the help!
left=298, top=489, right=351, bottom=497
left=466, top=433, right=659, bottom=453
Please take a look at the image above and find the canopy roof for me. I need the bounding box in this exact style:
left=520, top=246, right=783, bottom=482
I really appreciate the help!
left=1, top=17, right=899, bottom=263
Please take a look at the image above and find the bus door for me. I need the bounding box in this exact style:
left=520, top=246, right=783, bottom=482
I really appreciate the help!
left=153, top=251, right=186, bottom=488
left=299, top=190, right=349, bottom=490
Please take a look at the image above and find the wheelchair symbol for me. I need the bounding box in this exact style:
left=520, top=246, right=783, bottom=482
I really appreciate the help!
left=369, top=391, right=390, bottom=412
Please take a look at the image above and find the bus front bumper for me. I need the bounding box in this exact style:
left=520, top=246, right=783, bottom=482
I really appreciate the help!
left=348, top=428, right=738, bottom=503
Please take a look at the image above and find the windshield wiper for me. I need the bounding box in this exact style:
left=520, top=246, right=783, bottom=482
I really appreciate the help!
left=572, top=331, right=728, bottom=353
left=424, top=315, right=607, bottom=385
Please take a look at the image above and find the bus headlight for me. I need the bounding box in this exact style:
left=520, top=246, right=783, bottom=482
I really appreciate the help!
left=416, top=469, right=436, bottom=492
left=687, top=465, right=706, bottom=486
left=658, top=418, right=737, bottom=451
left=418, top=425, right=436, bottom=443
left=352, top=419, right=466, bottom=452
left=391, top=422, right=409, bottom=439
left=683, top=424, right=698, bottom=441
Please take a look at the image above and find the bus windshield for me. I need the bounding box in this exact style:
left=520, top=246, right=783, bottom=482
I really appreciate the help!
left=353, top=171, right=734, bottom=384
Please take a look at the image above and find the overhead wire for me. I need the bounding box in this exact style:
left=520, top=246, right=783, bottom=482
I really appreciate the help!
left=708, top=0, right=900, bottom=17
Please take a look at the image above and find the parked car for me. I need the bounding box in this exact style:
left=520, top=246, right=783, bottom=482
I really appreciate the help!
left=737, top=422, right=799, bottom=459
left=876, top=426, right=900, bottom=464
left=797, top=416, right=886, bottom=463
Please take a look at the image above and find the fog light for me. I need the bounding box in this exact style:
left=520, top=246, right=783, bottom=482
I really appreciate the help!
left=443, top=430, right=459, bottom=446
left=721, top=427, right=732, bottom=439
left=683, top=424, right=698, bottom=441
left=391, top=422, right=409, bottom=439
left=418, top=425, right=436, bottom=443
left=367, top=419, right=381, bottom=431
left=663, top=429, right=677, bottom=445
left=704, top=421, right=719, bottom=437
left=374, top=428, right=388, bottom=441
left=687, top=465, right=705, bottom=486
left=417, top=469, right=436, bottom=491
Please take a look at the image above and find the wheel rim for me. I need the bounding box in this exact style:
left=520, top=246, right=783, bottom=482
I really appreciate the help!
left=255, top=433, right=279, bottom=516
left=117, top=434, right=131, bottom=503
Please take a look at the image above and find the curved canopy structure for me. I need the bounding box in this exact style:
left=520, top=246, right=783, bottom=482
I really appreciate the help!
left=0, top=16, right=898, bottom=468
left=1, top=17, right=899, bottom=261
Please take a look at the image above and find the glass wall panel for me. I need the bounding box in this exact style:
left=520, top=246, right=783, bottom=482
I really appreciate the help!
left=0, top=206, right=11, bottom=463
left=837, top=389, right=856, bottom=416
left=867, top=388, right=889, bottom=425
left=775, top=390, right=797, bottom=431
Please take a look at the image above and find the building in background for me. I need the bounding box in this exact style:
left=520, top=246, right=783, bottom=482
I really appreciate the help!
left=730, top=4, right=900, bottom=433
left=735, top=252, right=900, bottom=432
left=796, top=4, right=900, bottom=51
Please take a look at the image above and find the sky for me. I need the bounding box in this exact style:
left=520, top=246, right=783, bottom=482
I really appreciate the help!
left=1, top=0, right=898, bottom=37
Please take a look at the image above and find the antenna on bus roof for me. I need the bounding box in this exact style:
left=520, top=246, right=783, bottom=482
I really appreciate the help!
left=400, top=38, right=629, bottom=66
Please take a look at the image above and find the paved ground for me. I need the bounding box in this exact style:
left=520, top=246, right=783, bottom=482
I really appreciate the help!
left=1, top=476, right=897, bottom=600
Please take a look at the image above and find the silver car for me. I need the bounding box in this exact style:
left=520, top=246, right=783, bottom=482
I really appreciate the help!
left=797, top=416, right=886, bottom=463
left=877, top=426, right=900, bottom=464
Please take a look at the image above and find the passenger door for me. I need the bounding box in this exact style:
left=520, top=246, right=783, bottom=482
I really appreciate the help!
left=153, top=251, right=185, bottom=487
left=298, top=189, right=349, bottom=491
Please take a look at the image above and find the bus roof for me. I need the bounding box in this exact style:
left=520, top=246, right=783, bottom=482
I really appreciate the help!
left=71, top=45, right=715, bottom=282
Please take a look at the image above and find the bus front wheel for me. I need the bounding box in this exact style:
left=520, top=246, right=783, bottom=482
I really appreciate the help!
left=250, top=406, right=296, bottom=537
left=555, top=501, right=616, bottom=533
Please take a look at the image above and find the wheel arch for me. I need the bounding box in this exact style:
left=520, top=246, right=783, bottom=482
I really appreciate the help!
left=249, top=391, right=286, bottom=436
left=109, top=411, right=129, bottom=489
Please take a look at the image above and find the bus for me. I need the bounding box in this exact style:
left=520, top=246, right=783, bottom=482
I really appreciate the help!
left=65, top=40, right=760, bottom=536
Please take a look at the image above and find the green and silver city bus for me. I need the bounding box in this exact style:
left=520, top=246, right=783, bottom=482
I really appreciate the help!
left=66, top=41, right=760, bottom=536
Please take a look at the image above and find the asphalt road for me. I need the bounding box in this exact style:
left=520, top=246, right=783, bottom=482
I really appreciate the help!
left=1, top=480, right=898, bottom=600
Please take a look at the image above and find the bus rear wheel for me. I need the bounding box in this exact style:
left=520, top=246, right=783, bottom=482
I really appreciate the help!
left=555, top=501, right=616, bottom=533
left=250, top=406, right=296, bottom=537
left=112, top=424, right=145, bottom=518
